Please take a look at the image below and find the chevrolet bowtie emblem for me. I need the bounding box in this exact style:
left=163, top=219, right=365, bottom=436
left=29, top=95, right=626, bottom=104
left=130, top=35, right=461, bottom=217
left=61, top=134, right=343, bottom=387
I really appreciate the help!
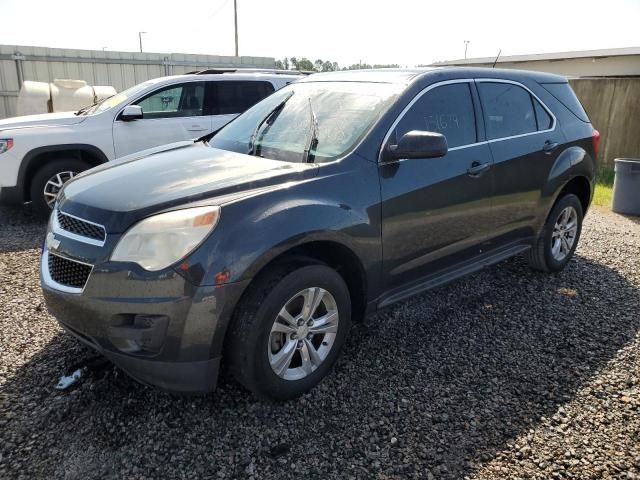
left=46, top=232, right=60, bottom=251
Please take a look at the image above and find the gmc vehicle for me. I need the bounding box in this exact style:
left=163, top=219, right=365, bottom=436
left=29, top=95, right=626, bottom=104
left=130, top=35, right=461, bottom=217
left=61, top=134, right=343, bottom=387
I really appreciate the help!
left=40, top=68, right=598, bottom=400
left=0, top=71, right=300, bottom=216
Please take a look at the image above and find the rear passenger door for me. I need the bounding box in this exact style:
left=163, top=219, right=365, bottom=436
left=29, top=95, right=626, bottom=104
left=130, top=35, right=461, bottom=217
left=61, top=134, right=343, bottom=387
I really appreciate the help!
left=476, top=79, right=564, bottom=245
left=379, top=80, right=495, bottom=291
left=207, top=80, right=275, bottom=132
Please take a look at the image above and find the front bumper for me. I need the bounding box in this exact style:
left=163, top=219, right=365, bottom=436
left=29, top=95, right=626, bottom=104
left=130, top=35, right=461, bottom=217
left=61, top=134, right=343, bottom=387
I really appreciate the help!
left=41, top=247, right=248, bottom=393
left=0, top=148, right=22, bottom=204
left=0, top=185, right=23, bottom=205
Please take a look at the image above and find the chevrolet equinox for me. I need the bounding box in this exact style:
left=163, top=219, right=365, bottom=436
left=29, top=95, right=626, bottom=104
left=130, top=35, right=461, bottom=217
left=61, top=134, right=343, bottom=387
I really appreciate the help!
left=40, top=68, right=598, bottom=400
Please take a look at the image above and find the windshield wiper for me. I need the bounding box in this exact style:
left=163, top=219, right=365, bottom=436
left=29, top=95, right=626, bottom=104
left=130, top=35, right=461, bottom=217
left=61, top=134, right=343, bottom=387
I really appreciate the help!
left=74, top=103, right=96, bottom=115
left=302, top=97, right=319, bottom=163
left=248, top=91, right=294, bottom=156
left=74, top=94, right=114, bottom=116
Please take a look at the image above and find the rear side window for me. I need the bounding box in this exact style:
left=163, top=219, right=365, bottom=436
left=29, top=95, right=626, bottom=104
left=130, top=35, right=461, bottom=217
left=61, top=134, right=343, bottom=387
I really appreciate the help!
left=396, top=83, right=477, bottom=148
left=541, top=82, right=589, bottom=122
left=534, top=100, right=553, bottom=130
left=478, top=82, right=537, bottom=140
left=213, top=81, right=275, bottom=115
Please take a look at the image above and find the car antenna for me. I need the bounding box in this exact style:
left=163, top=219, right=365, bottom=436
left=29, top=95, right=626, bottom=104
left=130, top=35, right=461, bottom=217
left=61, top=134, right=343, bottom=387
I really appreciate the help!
left=492, top=49, right=502, bottom=68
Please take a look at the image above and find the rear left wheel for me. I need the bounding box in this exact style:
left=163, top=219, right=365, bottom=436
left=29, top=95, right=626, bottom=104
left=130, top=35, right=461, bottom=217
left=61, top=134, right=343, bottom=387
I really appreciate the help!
left=227, top=264, right=351, bottom=400
left=526, top=193, right=584, bottom=272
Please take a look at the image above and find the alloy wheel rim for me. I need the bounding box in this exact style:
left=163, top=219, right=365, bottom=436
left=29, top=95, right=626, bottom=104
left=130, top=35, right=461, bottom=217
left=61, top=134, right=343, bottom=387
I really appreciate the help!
left=43, top=171, right=77, bottom=208
left=268, top=287, right=339, bottom=381
left=551, top=206, right=578, bottom=261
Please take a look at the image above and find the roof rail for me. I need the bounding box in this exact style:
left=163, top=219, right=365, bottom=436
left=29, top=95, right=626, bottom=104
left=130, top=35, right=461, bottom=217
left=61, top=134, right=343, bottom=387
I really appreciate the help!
left=185, top=68, right=311, bottom=76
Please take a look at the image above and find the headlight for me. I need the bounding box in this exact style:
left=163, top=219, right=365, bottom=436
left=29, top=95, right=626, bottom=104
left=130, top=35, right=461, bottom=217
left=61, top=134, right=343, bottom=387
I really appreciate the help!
left=0, top=139, right=13, bottom=154
left=111, top=206, right=220, bottom=271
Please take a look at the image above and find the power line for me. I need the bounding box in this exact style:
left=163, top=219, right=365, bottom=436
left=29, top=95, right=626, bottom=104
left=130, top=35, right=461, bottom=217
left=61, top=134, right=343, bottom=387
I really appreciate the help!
left=209, top=0, right=232, bottom=19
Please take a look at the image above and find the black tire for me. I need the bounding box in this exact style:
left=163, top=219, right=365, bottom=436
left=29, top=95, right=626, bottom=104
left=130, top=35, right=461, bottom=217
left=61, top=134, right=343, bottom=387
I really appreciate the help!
left=29, top=158, right=90, bottom=218
left=526, top=193, right=584, bottom=272
left=227, top=264, right=351, bottom=400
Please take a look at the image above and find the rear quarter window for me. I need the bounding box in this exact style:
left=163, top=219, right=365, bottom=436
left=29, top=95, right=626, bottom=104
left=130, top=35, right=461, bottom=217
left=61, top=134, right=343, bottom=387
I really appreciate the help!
left=541, top=83, right=589, bottom=122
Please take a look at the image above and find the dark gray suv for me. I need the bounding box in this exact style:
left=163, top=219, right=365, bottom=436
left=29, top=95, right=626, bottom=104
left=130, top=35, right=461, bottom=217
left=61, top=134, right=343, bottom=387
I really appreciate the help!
left=41, top=68, right=598, bottom=400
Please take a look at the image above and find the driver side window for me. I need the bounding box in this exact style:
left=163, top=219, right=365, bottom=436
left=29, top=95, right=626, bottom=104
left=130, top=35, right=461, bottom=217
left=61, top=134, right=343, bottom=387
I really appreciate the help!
left=396, top=83, right=477, bottom=149
left=134, top=82, right=205, bottom=119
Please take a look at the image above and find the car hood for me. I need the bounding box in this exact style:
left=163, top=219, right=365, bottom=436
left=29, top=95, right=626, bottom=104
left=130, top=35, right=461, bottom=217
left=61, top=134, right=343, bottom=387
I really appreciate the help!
left=0, top=111, right=87, bottom=131
left=58, top=142, right=318, bottom=233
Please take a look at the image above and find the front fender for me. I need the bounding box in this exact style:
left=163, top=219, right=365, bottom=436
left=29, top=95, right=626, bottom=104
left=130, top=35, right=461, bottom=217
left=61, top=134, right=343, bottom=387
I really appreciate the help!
left=236, top=199, right=371, bottom=281
left=16, top=143, right=110, bottom=201
left=182, top=156, right=383, bottom=295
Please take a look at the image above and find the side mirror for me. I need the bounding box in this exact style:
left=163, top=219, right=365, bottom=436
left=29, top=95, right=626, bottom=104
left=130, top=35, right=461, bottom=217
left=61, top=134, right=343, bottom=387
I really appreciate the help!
left=120, top=105, right=143, bottom=121
left=385, top=130, right=448, bottom=161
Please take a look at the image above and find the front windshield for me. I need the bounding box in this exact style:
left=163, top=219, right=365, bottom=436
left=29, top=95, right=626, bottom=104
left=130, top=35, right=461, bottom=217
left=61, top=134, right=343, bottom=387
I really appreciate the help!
left=85, top=81, right=158, bottom=115
left=209, top=81, right=402, bottom=163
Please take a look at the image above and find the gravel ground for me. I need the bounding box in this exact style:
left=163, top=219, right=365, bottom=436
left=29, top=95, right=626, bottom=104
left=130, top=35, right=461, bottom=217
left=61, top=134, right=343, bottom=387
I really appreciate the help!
left=1, top=204, right=639, bottom=479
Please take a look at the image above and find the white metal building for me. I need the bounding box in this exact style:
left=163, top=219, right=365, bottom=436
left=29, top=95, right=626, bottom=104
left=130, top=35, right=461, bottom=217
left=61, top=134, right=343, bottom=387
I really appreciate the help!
left=0, top=44, right=276, bottom=119
left=430, top=47, right=640, bottom=78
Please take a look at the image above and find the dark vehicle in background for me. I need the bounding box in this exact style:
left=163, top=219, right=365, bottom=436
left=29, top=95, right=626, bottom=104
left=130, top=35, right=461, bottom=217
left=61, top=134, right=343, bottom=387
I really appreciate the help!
left=40, top=68, right=599, bottom=400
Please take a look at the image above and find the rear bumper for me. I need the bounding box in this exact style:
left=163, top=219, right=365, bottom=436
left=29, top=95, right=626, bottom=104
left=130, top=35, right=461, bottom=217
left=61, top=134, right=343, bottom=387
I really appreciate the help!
left=41, top=250, right=249, bottom=393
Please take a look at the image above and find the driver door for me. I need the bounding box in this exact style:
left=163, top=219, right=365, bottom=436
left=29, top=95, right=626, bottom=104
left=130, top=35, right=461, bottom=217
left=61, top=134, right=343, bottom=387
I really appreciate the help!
left=379, top=81, right=495, bottom=290
left=113, top=81, right=210, bottom=158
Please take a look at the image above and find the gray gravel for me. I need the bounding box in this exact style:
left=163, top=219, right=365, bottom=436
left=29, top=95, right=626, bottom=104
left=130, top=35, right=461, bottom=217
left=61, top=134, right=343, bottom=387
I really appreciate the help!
left=1, top=203, right=639, bottom=479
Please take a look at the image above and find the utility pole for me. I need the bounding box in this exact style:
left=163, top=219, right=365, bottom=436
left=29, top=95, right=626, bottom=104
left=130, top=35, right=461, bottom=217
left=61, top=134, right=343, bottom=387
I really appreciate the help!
left=233, top=0, right=239, bottom=56
left=464, top=40, right=470, bottom=59
left=139, top=32, right=147, bottom=53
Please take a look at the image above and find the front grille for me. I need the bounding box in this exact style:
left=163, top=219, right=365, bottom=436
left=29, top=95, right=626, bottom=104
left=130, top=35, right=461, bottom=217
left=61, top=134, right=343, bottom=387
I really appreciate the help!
left=48, top=253, right=92, bottom=289
left=57, top=210, right=106, bottom=243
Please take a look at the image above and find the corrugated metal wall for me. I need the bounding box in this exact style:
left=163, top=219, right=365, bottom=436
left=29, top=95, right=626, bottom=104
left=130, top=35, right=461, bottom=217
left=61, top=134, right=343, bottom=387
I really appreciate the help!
left=0, top=44, right=275, bottom=119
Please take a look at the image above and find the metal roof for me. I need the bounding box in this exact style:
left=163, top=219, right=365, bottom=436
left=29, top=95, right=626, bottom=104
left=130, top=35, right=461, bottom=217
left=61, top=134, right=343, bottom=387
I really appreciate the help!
left=431, top=46, right=640, bottom=66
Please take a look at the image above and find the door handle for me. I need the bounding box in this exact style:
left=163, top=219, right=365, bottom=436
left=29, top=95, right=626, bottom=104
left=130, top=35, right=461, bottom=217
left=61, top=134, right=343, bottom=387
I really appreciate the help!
left=467, top=161, right=491, bottom=177
left=187, top=124, right=207, bottom=131
left=543, top=140, right=559, bottom=154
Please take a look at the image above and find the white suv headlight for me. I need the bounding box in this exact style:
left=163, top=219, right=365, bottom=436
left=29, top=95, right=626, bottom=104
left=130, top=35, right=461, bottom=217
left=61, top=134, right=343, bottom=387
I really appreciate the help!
left=111, top=206, right=220, bottom=271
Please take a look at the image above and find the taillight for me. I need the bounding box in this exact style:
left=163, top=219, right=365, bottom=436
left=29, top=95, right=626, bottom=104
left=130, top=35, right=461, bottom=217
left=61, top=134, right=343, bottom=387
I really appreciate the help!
left=592, top=129, right=600, bottom=157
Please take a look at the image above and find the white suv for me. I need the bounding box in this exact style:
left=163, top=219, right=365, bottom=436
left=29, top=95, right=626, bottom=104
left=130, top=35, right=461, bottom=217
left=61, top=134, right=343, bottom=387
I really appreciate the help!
left=0, top=71, right=300, bottom=216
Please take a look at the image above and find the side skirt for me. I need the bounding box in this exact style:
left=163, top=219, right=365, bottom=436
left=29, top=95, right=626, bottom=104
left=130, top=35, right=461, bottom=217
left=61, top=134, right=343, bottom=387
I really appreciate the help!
left=376, top=242, right=531, bottom=309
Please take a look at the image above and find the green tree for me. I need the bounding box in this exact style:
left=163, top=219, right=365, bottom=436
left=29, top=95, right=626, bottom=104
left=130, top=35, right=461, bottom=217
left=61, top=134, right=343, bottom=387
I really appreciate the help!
left=275, top=56, right=344, bottom=72
left=343, top=62, right=400, bottom=70
left=294, top=57, right=315, bottom=71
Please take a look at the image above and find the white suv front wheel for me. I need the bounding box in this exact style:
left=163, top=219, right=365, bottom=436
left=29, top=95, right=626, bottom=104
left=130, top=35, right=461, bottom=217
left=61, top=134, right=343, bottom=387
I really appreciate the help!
left=30, top=159, right=90, bottom=217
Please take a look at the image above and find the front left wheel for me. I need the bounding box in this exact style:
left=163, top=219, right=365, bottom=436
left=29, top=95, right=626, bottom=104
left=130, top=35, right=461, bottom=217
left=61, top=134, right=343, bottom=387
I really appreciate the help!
left=227, top=264, right=351, bottom=400
left=29, top=158, right=90, bottom=218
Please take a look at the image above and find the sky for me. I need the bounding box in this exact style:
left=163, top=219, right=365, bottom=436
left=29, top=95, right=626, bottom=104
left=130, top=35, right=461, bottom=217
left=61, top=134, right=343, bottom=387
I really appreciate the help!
left=1, top=0, right=639, bottom=67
